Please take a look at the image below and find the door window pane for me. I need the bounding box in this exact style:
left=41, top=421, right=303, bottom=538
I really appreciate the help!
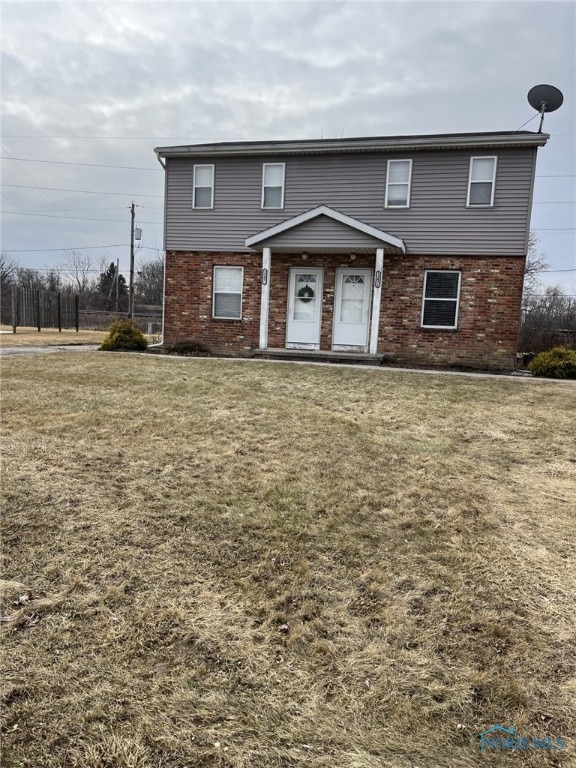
left=294, top=274, right=317, bottom=321
left=340, top=275, right=365, bottom=323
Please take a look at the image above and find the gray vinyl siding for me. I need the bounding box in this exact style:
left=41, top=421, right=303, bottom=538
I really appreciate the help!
left=263, top=214, right=384, bottom=251
left=164, top=148, right=537, bottom=256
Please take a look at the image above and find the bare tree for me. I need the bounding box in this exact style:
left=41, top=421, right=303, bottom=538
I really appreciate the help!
left=135, top=251, right=164, bottom=305
left=0, top=252, right=18, bottom=287
left=523, top=231, right=549, bottom=301
left=61, top=250, right=94, bottom=295
left=520, top=285, right=576, bottom=353
left=15, top=267, right=45, bottom=290
left=44, top=268, right=62, bottom=293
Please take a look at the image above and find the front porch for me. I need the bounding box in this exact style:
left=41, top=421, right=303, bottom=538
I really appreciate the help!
left=245, top=206, right=406, bottom=356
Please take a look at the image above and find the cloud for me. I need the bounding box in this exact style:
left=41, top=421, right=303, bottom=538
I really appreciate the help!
left=1, top=1, right=574, bottom=288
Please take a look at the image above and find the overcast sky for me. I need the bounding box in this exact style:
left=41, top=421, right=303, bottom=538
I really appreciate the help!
left=1, top=0, right=574, bottom=294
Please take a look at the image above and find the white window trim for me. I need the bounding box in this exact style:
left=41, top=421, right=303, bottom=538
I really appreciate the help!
left=193, top=164, right=215, bottom=209
left=467, top=156, right=497, bottom=207
left=420, top=270, right=461, bottom=330
left=212, top=265, right=243, bottom=320
left=261, top=162, right=285, bottom=209
left=385, top=159, right=412, bottom=209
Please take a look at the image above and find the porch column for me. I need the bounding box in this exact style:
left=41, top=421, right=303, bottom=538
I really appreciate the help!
left=259, top=247, right=271, bottom=349
left=369, top=248, right=384, bottom=355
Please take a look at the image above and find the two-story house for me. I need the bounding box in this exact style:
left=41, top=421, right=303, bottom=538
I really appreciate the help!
left=154, top=131, right=548, bottom=370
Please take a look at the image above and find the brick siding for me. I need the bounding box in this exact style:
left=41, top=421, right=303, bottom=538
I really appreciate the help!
left=164, top=250, right=525, bottom=370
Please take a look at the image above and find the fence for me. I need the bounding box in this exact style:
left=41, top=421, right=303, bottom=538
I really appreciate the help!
left=3, top=287, right=162, bottom=336
left=8, top=287, right=79, bottom=332
left=78, top=309, right=162, bottom=335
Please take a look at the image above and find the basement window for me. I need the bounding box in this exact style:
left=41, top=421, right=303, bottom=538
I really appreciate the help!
left=421, top=270, right=461, bottom=329
left=213, top=266, right=243, bottom=319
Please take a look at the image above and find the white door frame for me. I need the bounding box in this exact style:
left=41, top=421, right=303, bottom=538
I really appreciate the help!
left=369, top=248, right=384, bottom=355
left=332, top=267, right=372, bottom=351
left=286, top=267, right=323, bottom=349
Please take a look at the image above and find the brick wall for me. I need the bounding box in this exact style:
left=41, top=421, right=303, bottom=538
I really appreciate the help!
left=164, top=251, right=260, bottom=353
left=379, top=254, right=526, bottom=369
left=164, top=250, right=525, bottom=369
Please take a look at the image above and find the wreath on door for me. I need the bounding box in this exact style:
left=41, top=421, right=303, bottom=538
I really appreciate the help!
left=297, top=285, right=315, bottom=303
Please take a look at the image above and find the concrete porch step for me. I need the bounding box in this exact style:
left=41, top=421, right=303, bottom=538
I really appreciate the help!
left=252, top=348, right=384, bottom=365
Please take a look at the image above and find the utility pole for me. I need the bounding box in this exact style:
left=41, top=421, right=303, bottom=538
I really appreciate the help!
left=128, top=202, right=135, bottom=318
left=115, top=258, right=120, bottom=311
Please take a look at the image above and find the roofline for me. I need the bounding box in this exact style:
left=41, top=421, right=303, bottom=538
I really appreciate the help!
left=245, top=205, right=406, bottom=252
left=155, top=131, right=549, bottom=158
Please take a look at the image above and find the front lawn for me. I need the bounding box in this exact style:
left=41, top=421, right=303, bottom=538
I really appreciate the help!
left=0, top=326, right=106, bottom=347
left=1, top=354, right=574, bottom=767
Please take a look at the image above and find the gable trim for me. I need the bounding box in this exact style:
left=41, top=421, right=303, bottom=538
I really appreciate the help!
left=245, top=205, right=406, bottom=252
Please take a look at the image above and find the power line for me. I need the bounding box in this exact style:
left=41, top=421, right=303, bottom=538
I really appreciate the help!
left=1, top=145, right=107, bottom=250
left=1, top=135, right=258, bottom=140
left=0, top=155, right=161, bottom=171
left=541, top=268, right=576, bottom=273
left=6, top=245, right=160, bottom=253
left=1, top=154, right=573, bottom=180
left=12, top=267, right=130, bottom=273
left=10, top=205, right=162, bottom=213
left=1, top=210, right=162, bottom=225
left=6, top=244, right=128, bottom=252
left=2, top=183, right=162, bottom=198
left=0, top=191, right=79, bottom=249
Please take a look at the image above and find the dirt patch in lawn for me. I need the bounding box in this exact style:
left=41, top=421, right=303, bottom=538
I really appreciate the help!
left=1, top=354, right=575, bottom=767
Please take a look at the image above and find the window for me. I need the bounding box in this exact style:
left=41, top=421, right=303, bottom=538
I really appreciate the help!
left=385, top=159, right=412, bottom=208
left=262, top=163, right=285, bottom=209
left=193, top=164, right=214, bottom=209
left=467, top=156, right=497, bottom=207
left=213, top=266, right=243, bottom=319
left=421, top=271, right=461, bottom=329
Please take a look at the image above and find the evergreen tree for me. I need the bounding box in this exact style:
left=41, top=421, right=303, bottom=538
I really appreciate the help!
left=98, top=262, right=127, bottom=309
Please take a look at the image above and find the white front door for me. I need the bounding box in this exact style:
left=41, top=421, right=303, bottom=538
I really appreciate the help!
left=332, top=268, right=372, bottom=350
left=286, top=268, right=323, bottom=349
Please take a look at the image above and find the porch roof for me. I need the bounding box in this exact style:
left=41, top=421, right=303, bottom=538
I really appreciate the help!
left=244, top=205, right=406, bottom=254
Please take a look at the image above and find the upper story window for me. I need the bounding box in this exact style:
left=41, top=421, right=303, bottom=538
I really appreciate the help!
left=193, top=164, right=214, bottom=209
left=421, top=270, right=461, bottom=329
left=213, top=266, right=243, bottom=319
left=262, top=163, right=285, bottom=209
left=467, top=156, right=497, bottom=207
left=385, top=159, right=412, bottom=208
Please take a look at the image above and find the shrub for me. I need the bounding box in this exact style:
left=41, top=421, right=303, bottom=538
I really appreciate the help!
left=100, top=320, right=148, bottom=352
left=163, top=338, right=212, bottom=356
left=528, top=346, right=576, bottom=379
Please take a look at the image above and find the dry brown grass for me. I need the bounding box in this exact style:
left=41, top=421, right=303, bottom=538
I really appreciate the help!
left=0, top=326, right=107, bottom=347
left=1, top=353, right=575, bottom=767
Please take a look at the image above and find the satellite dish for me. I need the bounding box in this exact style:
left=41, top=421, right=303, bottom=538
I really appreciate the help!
left=527, top=84, right=564, bottom=132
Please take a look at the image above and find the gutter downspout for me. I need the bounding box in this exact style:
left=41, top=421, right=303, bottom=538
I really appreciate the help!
left=152, top=152, right=166, bottom=347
